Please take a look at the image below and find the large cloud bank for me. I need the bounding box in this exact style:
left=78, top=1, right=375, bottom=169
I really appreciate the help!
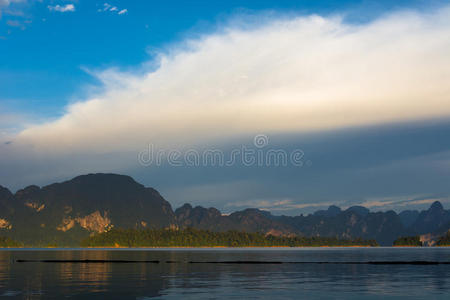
left=10, top=6, right=450, bottom=154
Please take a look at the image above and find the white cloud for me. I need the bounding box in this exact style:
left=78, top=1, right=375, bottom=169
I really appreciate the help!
left=235, top=195, right=450, bottom=213
left=8, top=6, right=450, bottom=155
left=0, top=111, right=28, bottom=144
left=228, top=198, right=335, bottom=211
left=0, top=0, right=25, bottom=8
left=100, top=3, right=126, bottom=15
left=164, top=180, right=262, bottom=209
left=48, top=4, right=75, bottom=13
left=357, top=195, right=449, bottom=209
left=0, top=0, right=26, bottom=20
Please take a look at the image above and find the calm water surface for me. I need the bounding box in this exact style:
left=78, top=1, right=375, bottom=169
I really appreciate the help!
left=0, top=247, right=449, bottom=299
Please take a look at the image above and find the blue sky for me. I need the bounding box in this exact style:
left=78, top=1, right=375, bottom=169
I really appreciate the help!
left=1, top=0, right=442, bottom=116
left=1, top=0, right=450, bottom=214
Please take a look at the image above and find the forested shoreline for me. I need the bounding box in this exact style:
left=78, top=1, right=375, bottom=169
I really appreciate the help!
left=80, top=228, right=379, bottom=248
left=436, top=232, right=450, bottom=246
left=4, top=228, right=450, bottom=248
left=393, top=236, right=423, bottom=247
left=0, top=236, right=23, bottom=248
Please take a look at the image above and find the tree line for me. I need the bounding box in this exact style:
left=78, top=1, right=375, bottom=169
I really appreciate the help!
left=436, top=232, right=450, bottom=246
left=393, top=236, right=423, bottom=246
left=4, top=229, right=450, bottom=247
left=80, top=228, right=379, bottom=247
left=0, top=236, right=23, bottom=247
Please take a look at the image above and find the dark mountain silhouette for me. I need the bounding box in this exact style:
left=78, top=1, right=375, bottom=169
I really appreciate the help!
left=410, top=201, right=450, bottom=234
left=0, top=174, right=449, bottom=246
left=175, top=204, right=297, bottom=236
left=0, top=186, right=15, bottom=228
left=0, top=186, right=14, bottom=212
left=398, top=210, right=420, bottom=228
left=345, top=206, right=370, bottom=217
left=313, top=205, right=341, bottom=217
left=1, top=174, right=176, bottom=245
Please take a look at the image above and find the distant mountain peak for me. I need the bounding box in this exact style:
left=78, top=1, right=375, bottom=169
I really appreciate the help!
left=327, top=205, right=342, bottom=214
left=14, top=185, right=41, bottom=197
left=0, top=185, right=12, bottom=196
left=69, top=173, right=140, bottom=186
left=410, top=200, right=450, bottom=235
left=177, top=203, right=193, bottom=211
left=314, top=205, right=342, bottom=217
left=345, top=206, right=370, bottom=217
left=430, top=201, right=444, bottom=211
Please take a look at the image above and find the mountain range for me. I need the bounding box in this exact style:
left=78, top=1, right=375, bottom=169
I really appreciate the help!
left=1, top=173, right=449, bottom=246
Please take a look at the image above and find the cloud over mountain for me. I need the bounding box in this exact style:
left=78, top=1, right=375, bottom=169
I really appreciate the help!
left=1, top=5, right=450, bottom=210
left=10, top=6, right=450, bottom=154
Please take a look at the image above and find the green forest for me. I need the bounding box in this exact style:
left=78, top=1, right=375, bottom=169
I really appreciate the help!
left=0, top=236, right=23, bottom=247
left=436, top=232, right=450, bottom=246
left=80, top=228, right=379, bottom=247
left=393, top=236, right=423, bottom=246
left=5, top=229, right=450, bottom=247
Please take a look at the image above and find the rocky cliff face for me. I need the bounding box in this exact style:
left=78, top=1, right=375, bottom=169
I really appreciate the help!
left=174, top=205, right=406, bottom=245
left=0, top=186, right=15, bottom=230
left=175, top=203, right=223, bottom=228
left=174, top=203, right=450, bottom=246
left=411, top=201, right=450, bottom=234
left=175, top=204, right=298, bottom=235
left=398, top=210, right=420, bottom=228
left=0, top=186, right=15, bottom=218
left=1, top=174, right=177, bottom=245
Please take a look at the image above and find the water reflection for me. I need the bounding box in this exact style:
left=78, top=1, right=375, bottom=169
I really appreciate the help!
left=0, top=248, right=449, bottom=299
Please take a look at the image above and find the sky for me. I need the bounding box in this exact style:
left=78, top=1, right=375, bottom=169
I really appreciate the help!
left=1, top=0, right=450, bottom=215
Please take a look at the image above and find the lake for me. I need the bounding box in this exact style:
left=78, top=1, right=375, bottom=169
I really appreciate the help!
left=1, top=248, right=449, bottom=299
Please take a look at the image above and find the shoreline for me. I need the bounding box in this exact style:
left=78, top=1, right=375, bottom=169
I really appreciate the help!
left=3, top=245, right=449, bottom=249
left=1, top=245, right=377, bottom=249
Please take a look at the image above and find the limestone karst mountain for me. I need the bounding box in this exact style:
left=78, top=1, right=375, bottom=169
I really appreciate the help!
left=0, top=174, right=449, bottom=246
